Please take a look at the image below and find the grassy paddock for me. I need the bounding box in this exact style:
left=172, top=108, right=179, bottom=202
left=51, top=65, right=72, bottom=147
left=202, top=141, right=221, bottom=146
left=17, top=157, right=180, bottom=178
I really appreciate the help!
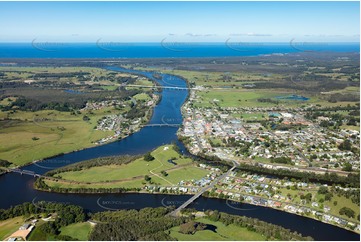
left=59, top=222, right=92, bottom=241
left=0, top=216, right=24, bottom=241
left=44, top=145, right=209, bottom=189
left=169, top=217, right=266, bottom=241
left=0, top=109, right=116, bottom=166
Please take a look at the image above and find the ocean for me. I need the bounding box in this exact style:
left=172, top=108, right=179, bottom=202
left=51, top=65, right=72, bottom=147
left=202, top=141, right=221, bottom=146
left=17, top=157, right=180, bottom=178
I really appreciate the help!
left=0, top=42, right=359, bottom=58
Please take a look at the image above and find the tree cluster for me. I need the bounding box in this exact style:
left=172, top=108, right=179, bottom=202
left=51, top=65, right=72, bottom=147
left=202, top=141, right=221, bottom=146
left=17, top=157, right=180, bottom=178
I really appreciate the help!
left=89, top=207, right=185, bottom=241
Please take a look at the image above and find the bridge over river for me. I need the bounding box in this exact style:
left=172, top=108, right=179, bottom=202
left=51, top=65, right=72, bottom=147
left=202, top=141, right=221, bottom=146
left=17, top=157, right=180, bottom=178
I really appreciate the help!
left=144, top=123, right=181, bottom=127
left=168, top=165, right=237, bottom=217
left=7, top=168, right=42, bottom=178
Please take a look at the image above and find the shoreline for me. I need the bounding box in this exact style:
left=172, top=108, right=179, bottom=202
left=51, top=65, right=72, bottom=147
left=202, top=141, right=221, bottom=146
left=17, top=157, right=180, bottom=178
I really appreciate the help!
left=2, top=66, right=162, bottom=171
left=33, top=182, right=360, bottom=235
left=3, top=111, right=152, bottom=171
left=3, top=65, right=359, bottom=238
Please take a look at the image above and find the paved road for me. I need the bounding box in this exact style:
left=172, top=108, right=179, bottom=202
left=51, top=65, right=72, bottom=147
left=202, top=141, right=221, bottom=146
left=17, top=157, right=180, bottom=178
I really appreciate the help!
left=168, top=165, right=237, bottom=217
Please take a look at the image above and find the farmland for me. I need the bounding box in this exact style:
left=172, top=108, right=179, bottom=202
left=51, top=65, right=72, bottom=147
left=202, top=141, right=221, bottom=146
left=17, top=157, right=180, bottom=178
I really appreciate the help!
left=40, top=145, right=210, bottom=190
left=0, top=66, right=156, bottom=166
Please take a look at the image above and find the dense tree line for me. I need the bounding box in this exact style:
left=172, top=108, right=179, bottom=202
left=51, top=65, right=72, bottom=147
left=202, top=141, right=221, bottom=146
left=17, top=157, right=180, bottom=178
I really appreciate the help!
left=34, top=177, right=140, bottom=194
left=236, top=163, right=360, bottom=188
left=305, top=104, right=359, bottom=113
left=0, top=96, right=79, bottom=112
left=44, top=155, right=139, bottom=177
left=125, top=104, right=148, bottom=119
left=205, top=210, right=313, bottom=240
left=0, top=202, right=86, bottom=223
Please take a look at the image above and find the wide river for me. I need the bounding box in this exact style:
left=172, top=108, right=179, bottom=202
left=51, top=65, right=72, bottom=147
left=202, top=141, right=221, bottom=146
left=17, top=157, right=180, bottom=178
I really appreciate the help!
left=0, top=67, right=359, bottom=241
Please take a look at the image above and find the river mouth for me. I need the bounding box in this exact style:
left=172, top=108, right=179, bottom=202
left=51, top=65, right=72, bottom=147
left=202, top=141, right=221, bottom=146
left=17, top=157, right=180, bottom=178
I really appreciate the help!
left=0, top=66, right=359, bottom=241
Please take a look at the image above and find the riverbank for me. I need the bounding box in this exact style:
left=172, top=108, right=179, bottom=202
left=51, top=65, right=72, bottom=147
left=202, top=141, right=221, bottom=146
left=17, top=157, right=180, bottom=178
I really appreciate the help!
left=1, top=112, right=152, bottom=171
left=31, top=147, right=359, bottom=235
left=0, top=68, right=161, bottom=170
left=203, top=192, right=360, bottom=235
left=1, top=65, right=359, bottom=241
left=31, top=66, right=359, bottom=234
left=32, top=177, right=360, bottom=235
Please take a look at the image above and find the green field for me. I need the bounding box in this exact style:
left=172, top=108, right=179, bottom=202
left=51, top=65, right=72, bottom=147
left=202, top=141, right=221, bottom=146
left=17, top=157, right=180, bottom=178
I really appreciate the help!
left=28, top=226, right=56, bottom=241
left=0, top=109, right=116, bottom=166
left=44, top=145, right=209, bottom=189
left=133, top=93, right=151, bottom=101
left=323, top=194, right=360, bottom=223
left=138, top=66, right=359, bottom=109
left=137, top=68, right=282, bottom=88
left=133, top=78, right=154, bottom=86
left=0, top=216, right=24, bottom=240
left=59, top=222, right=92, bottom=240
left=194, top=89, right=283, bottom=108
left=232, top=112, right=268, bottom=121
left=340, top=125, right=360, bottom=131
left=0, top=66, right=154, bottom=166
left=101, top=85, right=118, bottom=91
left=169, top=218, right=266, bottom=241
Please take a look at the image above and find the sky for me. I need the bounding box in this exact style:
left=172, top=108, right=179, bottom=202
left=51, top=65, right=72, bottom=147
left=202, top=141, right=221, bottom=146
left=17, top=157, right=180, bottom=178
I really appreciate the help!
left=0, top=1, right=359, bottom=42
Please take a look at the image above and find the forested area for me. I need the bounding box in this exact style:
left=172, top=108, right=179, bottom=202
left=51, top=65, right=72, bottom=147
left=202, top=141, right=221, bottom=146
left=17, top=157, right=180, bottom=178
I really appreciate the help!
left=89, top=207, right=314, bottom=241
left=34, top=177, right=140, bottom=194
left=44, top=155, right=139, bottom=177
left=0, top=88, right=140, bottom=112
left=89, top=207, right=184, bottom=240
left=0, top=202, right=85, bottom=222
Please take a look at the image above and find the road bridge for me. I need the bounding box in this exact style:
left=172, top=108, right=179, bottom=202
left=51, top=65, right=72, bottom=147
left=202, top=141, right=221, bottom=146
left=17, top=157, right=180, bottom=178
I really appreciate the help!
left=144, top=123, right=181, bottom=127
left=168, top=165, right=236, bottom=217
left=7, top=168, right=42, bottom=178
